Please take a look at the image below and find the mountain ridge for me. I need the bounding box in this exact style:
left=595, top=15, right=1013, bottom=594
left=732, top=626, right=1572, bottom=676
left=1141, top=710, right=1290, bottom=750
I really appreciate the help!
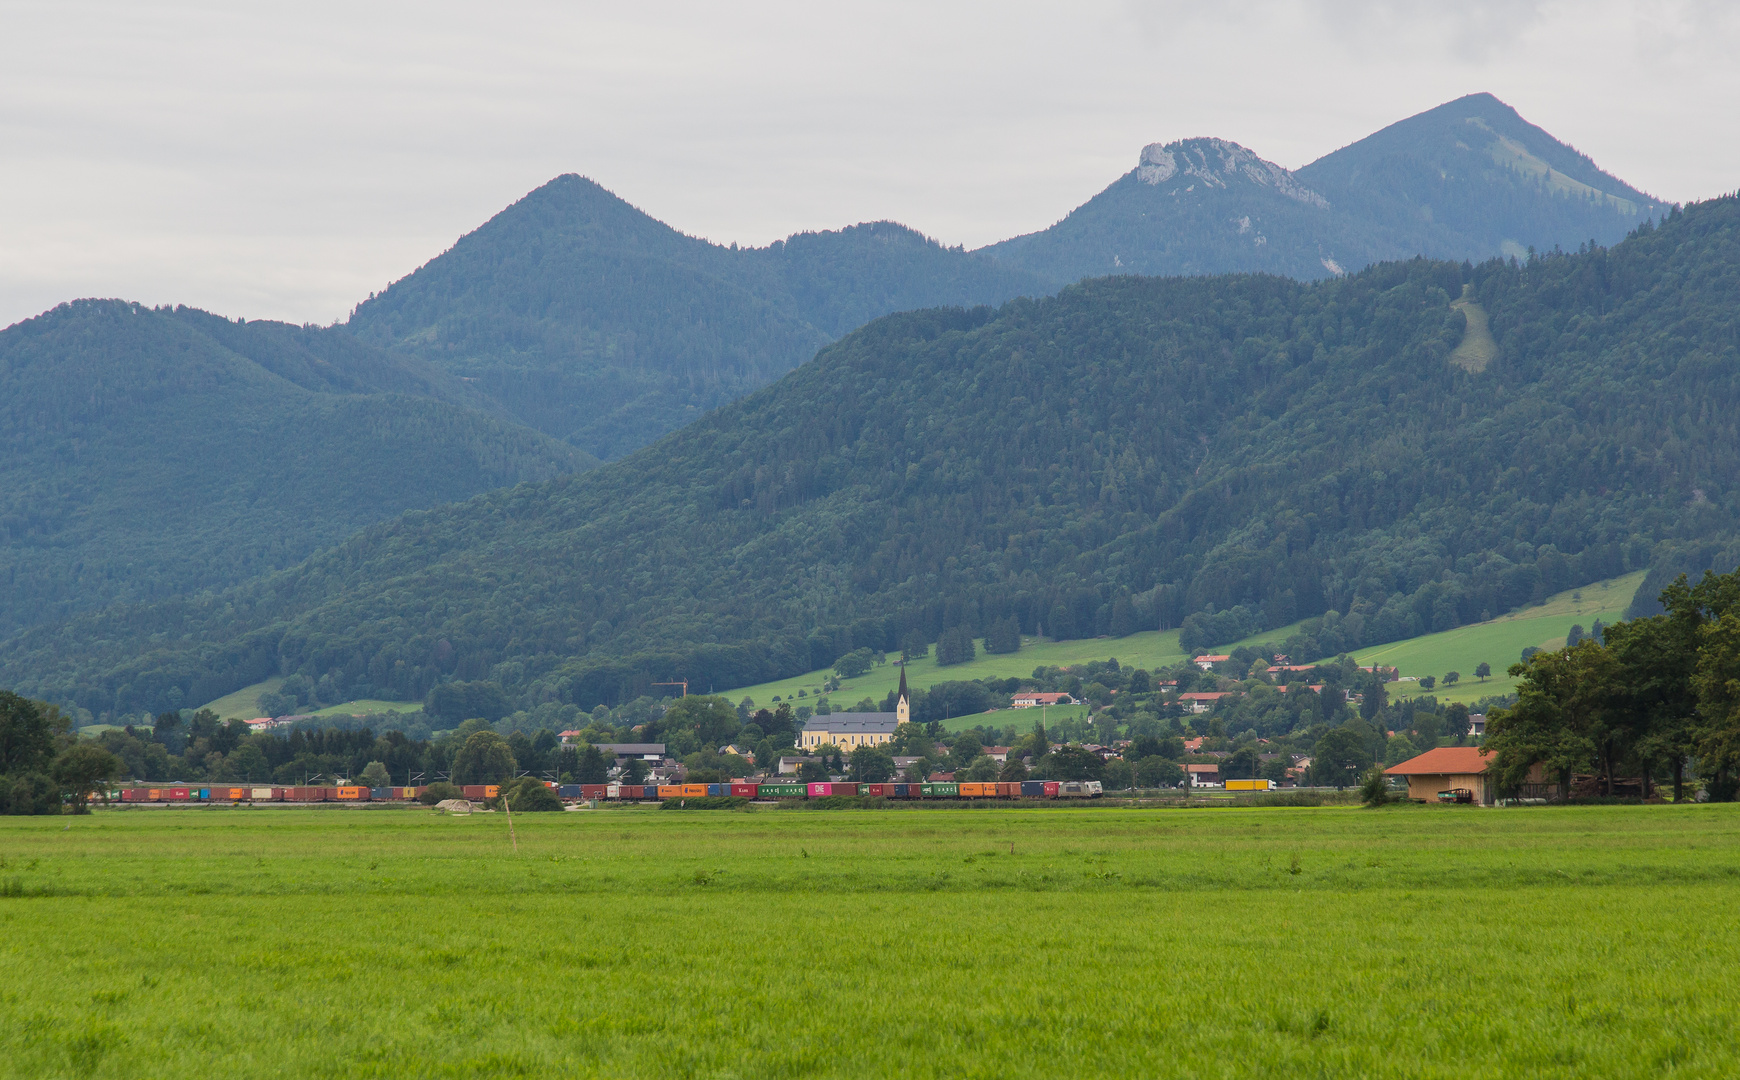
left=8, top=194, right=1738, bottom=721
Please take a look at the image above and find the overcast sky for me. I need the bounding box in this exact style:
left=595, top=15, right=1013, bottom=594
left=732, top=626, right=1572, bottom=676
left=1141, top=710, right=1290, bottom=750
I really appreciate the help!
left=2, top=0, right=1736, bottom=329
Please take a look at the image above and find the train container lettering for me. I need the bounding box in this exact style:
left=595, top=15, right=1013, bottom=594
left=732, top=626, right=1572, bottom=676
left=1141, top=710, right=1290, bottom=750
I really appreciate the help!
left=730, top=783, right=758, bottom=798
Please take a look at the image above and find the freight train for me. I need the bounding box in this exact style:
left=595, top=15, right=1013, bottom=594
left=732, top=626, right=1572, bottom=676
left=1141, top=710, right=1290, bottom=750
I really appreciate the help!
left=112, top=780, right=1104, bottom=804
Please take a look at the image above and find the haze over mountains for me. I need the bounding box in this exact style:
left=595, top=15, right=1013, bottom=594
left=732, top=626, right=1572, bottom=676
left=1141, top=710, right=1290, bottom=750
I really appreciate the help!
left=8, top=193, right=1737, bottom=720
left=0, top=92, right=1707, bottom=712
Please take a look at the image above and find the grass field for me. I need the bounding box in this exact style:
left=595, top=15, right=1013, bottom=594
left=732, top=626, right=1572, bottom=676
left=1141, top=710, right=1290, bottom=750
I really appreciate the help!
left=2, top=803, right=1737, bottom=1077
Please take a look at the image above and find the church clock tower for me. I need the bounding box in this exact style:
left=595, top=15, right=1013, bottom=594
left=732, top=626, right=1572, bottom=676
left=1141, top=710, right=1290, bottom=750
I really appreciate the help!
left=896, top=666, right=911, bottom=724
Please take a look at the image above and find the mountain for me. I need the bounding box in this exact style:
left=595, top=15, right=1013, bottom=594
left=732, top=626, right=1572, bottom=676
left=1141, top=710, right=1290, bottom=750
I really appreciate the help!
left=10, top=196, right=1739, bottom=720
left=983, top=93, right=1668, bottom=285
left=0, top=299, right=595, bottom=637
left=345, top=177, right=1053, bottom=459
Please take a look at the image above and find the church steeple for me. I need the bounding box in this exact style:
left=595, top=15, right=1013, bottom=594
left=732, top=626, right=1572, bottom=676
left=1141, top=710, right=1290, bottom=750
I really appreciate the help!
left=896, top=665, right=911, bottom=724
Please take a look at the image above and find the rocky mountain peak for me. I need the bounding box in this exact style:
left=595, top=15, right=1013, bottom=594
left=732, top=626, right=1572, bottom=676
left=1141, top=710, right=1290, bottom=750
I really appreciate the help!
left=1136, top=138, right=1328, bottom=209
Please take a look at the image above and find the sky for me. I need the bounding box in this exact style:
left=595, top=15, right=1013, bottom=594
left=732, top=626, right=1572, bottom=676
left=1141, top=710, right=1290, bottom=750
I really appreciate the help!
left=2, top=0, right=1737, bottom=329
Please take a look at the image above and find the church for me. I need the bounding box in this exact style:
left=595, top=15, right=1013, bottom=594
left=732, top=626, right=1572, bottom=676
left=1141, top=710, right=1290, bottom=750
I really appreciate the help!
left=798, top=667, right=910, bottom=751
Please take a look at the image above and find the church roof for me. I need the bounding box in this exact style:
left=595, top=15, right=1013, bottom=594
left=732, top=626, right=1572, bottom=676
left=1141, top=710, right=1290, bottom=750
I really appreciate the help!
left=801, top=712, right=899, bottom=734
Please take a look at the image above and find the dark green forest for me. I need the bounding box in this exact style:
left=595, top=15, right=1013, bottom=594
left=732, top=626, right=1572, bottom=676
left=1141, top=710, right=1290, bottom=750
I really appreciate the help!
left=0, top=300, right=594, bottom=635
left=5, top=192, right=1739, bottom=721
left=345, top=179, right=1052, bottom=459
left=985, top=93, right=1665, bottom=286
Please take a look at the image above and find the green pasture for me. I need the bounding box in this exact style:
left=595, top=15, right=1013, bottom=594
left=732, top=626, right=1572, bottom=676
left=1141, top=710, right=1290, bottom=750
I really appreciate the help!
left=198, top=677, right=282, bottom=720
left=1, top=804, right=1737, bottom=1077
left=1342, top=570, right=1644, bottom=705
left=936, top=702, right=1091, bottom=734
left=723, top=630, right=1188, bottom=707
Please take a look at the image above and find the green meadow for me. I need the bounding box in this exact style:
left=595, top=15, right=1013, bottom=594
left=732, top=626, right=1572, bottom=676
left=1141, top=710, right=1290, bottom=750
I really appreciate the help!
left=2, top=803, right=1737, bottom=1077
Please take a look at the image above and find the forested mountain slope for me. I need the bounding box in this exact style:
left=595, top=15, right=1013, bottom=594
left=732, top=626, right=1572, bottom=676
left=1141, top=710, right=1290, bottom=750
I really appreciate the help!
left=0, top=300, right=594, bottom=637
left=345, top=177, right=1052, bottom=459
left=9, top=197, right=1739, bottom=720
left=984, top=93, right=1666, bottom=285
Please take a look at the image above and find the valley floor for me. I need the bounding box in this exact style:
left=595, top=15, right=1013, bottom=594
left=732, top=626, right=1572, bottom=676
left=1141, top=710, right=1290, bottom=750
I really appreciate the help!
left=1, top=802, right=1735, bottom=1077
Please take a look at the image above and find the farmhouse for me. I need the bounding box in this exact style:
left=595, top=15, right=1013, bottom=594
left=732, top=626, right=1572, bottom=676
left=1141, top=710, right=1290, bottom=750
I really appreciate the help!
left=1186, top=763, right=1221, bottom=786
left=1192, top=654, right=1231, bottom=670
left=1012, top=691, right=1074, bottom=707
left=1385, top=746, right=1496, bottom=805
left=1178, top=691, right=1232, bottom=713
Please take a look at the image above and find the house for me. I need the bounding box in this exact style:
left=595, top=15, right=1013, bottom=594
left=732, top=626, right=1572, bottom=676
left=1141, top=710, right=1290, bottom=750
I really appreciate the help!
left=1155, top=680, right=1178, bottom=691
left=985, top=746, right=1011, bottom=763
left=929, top=771, right=957, bottom=782
left=1178, top=691, right=1232, bottom=714
left=1193, top=654, right=1232, bottom=670
left=1012, top=691, right=1074, bottom=708
left=1185, top=763, right=1221, bottom=787
left=777, top=756, right=822, bottom=776
left=1266, top=664, right=1318, bottom=677
left=1469, top=713, right=1487, bottom=737
left=1384, top=746, right=1499, bottom=804
left=1276, top=684, right=1325, bottom=695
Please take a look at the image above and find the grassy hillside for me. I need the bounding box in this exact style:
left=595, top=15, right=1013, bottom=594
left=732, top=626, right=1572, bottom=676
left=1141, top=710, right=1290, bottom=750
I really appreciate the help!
left=723, top=631, right=1186, bottom=708
left=1339, top=570, right=1644, bottom=705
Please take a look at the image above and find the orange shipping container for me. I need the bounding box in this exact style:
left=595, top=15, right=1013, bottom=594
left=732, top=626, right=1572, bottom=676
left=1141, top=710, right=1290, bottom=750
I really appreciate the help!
left=658, top=785, right=683, bottom=798
left=681, top=784, right=708, bottom=797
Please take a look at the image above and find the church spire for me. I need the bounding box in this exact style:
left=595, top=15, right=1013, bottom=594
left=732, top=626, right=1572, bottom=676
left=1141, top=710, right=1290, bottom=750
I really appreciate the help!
left=896, top=665, right=911, bottom=724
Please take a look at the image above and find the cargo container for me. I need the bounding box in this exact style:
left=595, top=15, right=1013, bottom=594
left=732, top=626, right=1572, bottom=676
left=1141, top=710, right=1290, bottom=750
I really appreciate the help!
left=999, top=782, right=1023, bottom=797
left=806, top=782, right=859, bottom=797
left=166, top=787, right=192, bottom=802
left=580, top=785, right=608, bottom=800
left=730, top=783, right=758, bottom=798
left=675, top=784, right=705, bottom=798
left=705, top=783, right=727, bottom=797
left=958, top=783, right=991, bottom=797
left=461, top=786, right=487, bottom=800
left=1224, top=778, right=1275, bottom=792
left=858, top=783, right=889, bottom=797
left=333, top=786, right=368, bottom=801
left=283, top=786, right=323, bottom=802
left=252, top=787, right=278, bottom=801
left=614, top=785, right=638, bottom=799
left=1042, top=782, right=1060, bottom=798
left=657, top=785, right=683, bottom=799
left=922, top=783, right=959, bottom=798
left=369, top=787, right=390, bottom=800
left=121, top=788, right=147, bottom=803
left=1020, top=781, right=1047, bottom=798
left=758, top=783, right=804, bottom=798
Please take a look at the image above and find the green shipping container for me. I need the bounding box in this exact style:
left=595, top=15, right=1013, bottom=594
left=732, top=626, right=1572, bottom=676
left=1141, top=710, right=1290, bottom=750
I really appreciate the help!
left=923, top=783, right=959, bottom=798
left=760, top=783, right=805, bottom=798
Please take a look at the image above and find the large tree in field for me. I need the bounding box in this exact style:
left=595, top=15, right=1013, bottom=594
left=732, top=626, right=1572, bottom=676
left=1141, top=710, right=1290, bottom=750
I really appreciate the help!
left=0, top=691, right=53, bottom=775
left=51, top=744, right=123, bottom=813
left=1485, top=642, right=1617, bottom=798
left=1604, top=608, right=1699, bottom=800
left=451, top=731, right=517, bottom=785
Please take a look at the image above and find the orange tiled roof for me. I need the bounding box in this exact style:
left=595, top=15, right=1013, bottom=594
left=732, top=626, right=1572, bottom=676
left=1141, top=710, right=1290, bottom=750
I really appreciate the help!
left=1384, top=746, right=1490, bottom=776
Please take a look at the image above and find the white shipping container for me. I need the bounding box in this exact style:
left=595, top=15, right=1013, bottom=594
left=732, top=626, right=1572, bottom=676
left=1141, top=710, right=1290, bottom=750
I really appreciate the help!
left=251, top=787, right=274, bottom=800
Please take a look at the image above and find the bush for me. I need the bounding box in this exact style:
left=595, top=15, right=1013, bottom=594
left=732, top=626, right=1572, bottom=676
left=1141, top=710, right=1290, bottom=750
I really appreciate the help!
left=1359, top=767, right=1393, bottom=807
left=2, top=772, right=60, bottom=815
left=503, top=777, right=564, bottom=811
left=659, top=796, right=749, bottom=810
left=418, top=782, right=463, bottom=805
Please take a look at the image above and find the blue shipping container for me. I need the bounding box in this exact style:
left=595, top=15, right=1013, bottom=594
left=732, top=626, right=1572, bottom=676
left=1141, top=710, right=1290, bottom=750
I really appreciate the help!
left=1021, top=781, right=1046, bottom=797
left=370, top=787, right=390, bottom=800
left=707, top=783, right=727, bottom=797
left=196, top=788, right=210, bottom=800
left=558, top=785, right=582, bottom=799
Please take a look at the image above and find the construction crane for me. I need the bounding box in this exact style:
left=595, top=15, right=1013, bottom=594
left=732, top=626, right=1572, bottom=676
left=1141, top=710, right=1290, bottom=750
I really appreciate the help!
left=652, top=680, right=688, bottom=698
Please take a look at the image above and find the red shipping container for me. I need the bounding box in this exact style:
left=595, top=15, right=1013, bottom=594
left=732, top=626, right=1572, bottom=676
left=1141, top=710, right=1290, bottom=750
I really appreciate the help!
left=730, top=783, right=758, bottom=798
left=121, top=789, right=146, bottom=803
left=165, top=787, right=191, bottom=802
left=617, top=785, right=642, bottom=799
left=859, top=784, right=886, bottom=797
left=580, top=785, right=608, bottom=799
left=1043, top=782, right=1060, bottom=797
left=461, top=785, right=488, bottom=800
